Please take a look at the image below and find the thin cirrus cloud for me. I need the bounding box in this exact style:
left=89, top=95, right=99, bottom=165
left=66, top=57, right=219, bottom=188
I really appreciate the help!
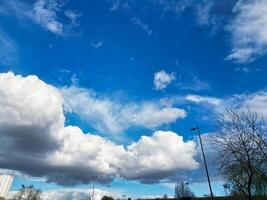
left=195, top=1, right=214, bottom=26
left=0, top=72, right=198, bottom=185
left=227, top=91, right=267, bottom=119
left=91, top=41, right=104, bottom=48
left=181, top=91, right=267, bottom=119
left=157, top=90, right=267, bottom=124
left=107, top=0, right=194, bottom=14
left=177, top=74, right=210, bottom=92
left=61, top=86, right=187, bottom=135
left=105, top=0, right=267, bottom=64
left=194, top=0, right=219, bottom=35
left=226, top=0, right=267, bottom=63
left=132, top=17, right=152, bottom=36
left=64, top=10, right=81, bottom=28
left=0, top=29, right=17, bottom=66
left=0, top=0, right=81, bottom=36
left=153, top=70, right=176, bottom=91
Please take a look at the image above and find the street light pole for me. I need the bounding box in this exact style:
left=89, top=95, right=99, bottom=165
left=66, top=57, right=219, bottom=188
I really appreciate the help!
left=191, top=127, right=214, bottom=200
left=91, top=176, right=97, bottom=200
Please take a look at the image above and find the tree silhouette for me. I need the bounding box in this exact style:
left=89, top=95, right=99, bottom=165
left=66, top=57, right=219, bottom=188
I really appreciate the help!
left=174, top=181, right=194, bottom=199
left=101, top=196, right=113, bottom=200
left=213, top=108, right=267, bottom=200
left=13, top=185, right=41, bottom=200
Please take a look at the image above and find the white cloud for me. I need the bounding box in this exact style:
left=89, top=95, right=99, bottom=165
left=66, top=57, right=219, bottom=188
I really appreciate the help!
left=0, top=0, right=31, bottom=19
left=61, top=86, right=186, bottom=135
left=120, top=131, right=199, bottom=183
left=226, top=0, right=267, bottom=63
left=48, top=189, right=114, bottom=200
left=180, top=90, right=267, bottom=120
left=0, top=72, right=64, bottom=130
left=185, top=95, right=221, bottom=106
left=212, top=91, right=267, bottom=119
left=227, top=91, right=267, bottom=119
left=195, top=1, right=213, bottom=26
left=0, top=29, right=17, bottom=65
left=64, top=10, right=81, bottom=28
left=9, top=188, right=114, bottom=200
left=91, top=41, right=104, bottom=48
left=235, top=66, right=251, bottom=73
left=108, top=0, right=120, bottom=11
left=124, top=104, right=186, bottom=128
left=106, top=0, right=194, bottom=14
left=32, top=0, right=64, bottom=35
left=0, top=72, right=197, bottom=185
left=41, top=189, right=91, bottom=200
left=0, top=0, right=81, bottom=36
left=153, top=70, right=176, bottom=91
left=177, top=75, right=210, bottom=92
left=132, top=17, right=152, bottom=36
left=150, top=0, right=194, bottom=14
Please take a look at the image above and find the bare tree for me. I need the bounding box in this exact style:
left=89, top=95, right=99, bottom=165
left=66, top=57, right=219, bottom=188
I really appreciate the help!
left=174, top=181, right=194, bottom=199
left=13, top=185, right=41, bottom=200
left=212, top=108, right=267, bottom=200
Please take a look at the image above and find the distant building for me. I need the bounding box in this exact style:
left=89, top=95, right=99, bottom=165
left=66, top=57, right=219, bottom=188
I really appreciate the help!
left=0, top=175, right=13, bottom=198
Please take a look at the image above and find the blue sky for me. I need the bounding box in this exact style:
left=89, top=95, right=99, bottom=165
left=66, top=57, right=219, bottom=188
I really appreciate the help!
left=0, top=0, right=267, bottom=199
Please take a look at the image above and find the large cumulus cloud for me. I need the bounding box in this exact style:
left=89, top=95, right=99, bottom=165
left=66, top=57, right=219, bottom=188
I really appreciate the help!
left=0, top=72, right=198, bottom=185
left=119, top=131, right=198, bottom=183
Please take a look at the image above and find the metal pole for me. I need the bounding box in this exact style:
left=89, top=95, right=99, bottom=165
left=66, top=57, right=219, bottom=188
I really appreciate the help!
left=192, top=127, right=214, bottom=200
left=91, top=176, right=97, bottom=200
left=92, top=180, right=95, bottom=200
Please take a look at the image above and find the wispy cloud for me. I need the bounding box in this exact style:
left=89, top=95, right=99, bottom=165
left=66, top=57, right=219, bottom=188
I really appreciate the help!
left=0, top=29, right=17, bottom=66
left=61, top=86, right=186, bottom=135
left=64, top=10, right=81, bottom=28
left=178, top=90, right=267, bottom=120
left=132, top=17, right=152, bottom=36
left=0, top=0, right=81, bottom=36
left=106, top=0, right=195, bottom=16
left=177, top=74, right=210, bottom=92
left=108, top=0, right=120, bottom=11
left=195, top=0, right=220, bottom=35
left=227, top=90, right=267, bottom=119
left=185, top=94, right=222, bottom=106
left=32, top=0, right=64, bottom=35
left=226, top=0, right=267, bottom=63
left=150, top=0, right=194, bottom=14
left=195, top=1, right=214, bottom=26
left=91, top=41, right=104, bottom=48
